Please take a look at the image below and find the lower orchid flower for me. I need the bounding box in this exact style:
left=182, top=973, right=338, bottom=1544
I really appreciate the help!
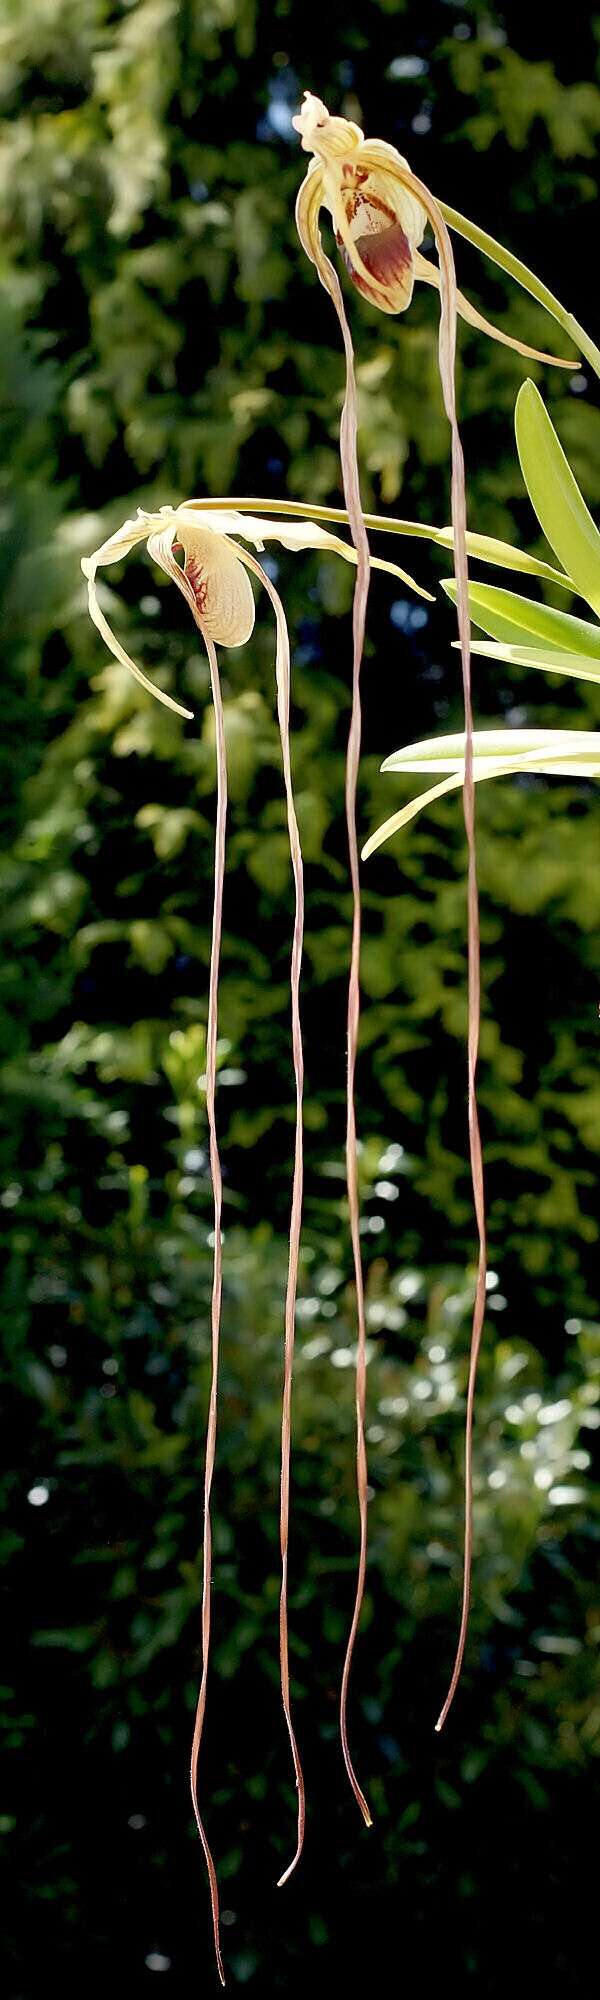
left=82, top=496, right=418, bottom=1980
left=82, top=501, right=424, bottom=713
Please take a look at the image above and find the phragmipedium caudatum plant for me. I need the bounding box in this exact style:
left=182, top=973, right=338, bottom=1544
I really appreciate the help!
left=81, top=87, right=600, bottom=1988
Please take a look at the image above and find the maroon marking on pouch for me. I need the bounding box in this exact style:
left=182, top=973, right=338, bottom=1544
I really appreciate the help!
left=337, top=219, right=412, bottom=291
left=173, top=542, right=209, bottom=617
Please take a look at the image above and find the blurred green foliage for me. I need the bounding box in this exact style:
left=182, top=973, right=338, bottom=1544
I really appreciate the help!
left=1, top=2, right=599, bottom=1993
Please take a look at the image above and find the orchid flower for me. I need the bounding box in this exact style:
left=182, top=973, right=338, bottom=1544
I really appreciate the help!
left=82, top=496, right=416, bottom=1980
left=293, top=92, right=576, bottom=368
left=82, top=501, right=424, bottom=716
left=293, top=91, right=494, bottom=1818
left=292, top=87, right=589, bottom=1775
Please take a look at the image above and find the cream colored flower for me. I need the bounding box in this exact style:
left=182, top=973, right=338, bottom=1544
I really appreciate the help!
left=82, top=499, right=422, bottom=711
left=294, top=91, right=426, bottom=314
left=293, top=92, right=573, bottom=364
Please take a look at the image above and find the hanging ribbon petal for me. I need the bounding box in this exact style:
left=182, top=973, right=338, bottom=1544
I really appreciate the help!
left=82, top=520, right=193, bottom=719
left=414, top=251, right=575, bottom=369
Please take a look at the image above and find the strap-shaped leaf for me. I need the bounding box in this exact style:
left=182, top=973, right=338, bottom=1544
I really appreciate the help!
left=363, top=728, right=600, bottom=856
left=443, top=576, right=600, bottom=656
left=382, top=728, right=600, bottom=772
left=464, top=639, right=600, bottom=686
left=426, top=526, right=567, bottom=587
left=515, top=381, right=600, bottom=617
left=363, top=773, right=471, bottom=849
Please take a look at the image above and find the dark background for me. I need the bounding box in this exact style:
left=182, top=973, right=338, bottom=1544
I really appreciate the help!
left=1, top=1, right=599, bottom=1992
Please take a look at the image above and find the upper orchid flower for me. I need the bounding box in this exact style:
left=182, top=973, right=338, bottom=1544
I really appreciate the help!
left=292, top=96, right=576, bottom=1817
left=293, top=91, right=426, bottom=316
left=293, top=92, right=575, bottom=367
left=293, top=88, right=490, bottom=1835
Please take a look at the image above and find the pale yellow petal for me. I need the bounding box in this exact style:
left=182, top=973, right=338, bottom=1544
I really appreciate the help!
left=414, top=251, right=575, bottom=369
left=295, top=159, right=327, bottom=271
left=310, top=138, right=426, bottom=315
left=356, top=139, right=427, bottom=249
left=83, top=557, right=193, bottom=719
left=220, top=512, right=433, bottom=599
left=81, top=509, right=172, bottom=577
left=295, top=143, right=417, bottom=316
left=330, top=178, right=416, bottom=315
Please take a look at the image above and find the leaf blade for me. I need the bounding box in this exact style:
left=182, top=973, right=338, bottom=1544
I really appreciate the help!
left=443, top=576, right=600, bottom=657
left=464, top=639, right=600, bottom=685
left=381, top=728, right=600, bottom=772
left=363, top=731, right=600, bottom=855
left=515, top=380, right=600, bottom=616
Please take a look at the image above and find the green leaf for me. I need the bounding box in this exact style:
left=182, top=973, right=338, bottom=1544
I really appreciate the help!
left=363, top=774, right=468, bottom=852
left=363, top=729, right=600, bottom=856
left=426, top=527, right=568, bottom=587
left=515, top=380, right=600, bottom=616
left=443, top=577, right=600, bottom=656
left=382, top=728, right=600, bottom=772
left=465, top=639, right=600, bottom=685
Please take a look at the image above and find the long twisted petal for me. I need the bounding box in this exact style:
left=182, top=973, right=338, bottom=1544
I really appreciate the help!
left=303, top=226, right=374, bottom=1829
left=413, top=252, right=574, bottom=369
left=238, top=544, right=307, bottom=1884
left=188, top=631, right=228, bottom=1987
left=147, top=520, right=255, bottom=647
left=82, top=544, right=193, bottom=718
left=362, top=148, right=488, bottom=1737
